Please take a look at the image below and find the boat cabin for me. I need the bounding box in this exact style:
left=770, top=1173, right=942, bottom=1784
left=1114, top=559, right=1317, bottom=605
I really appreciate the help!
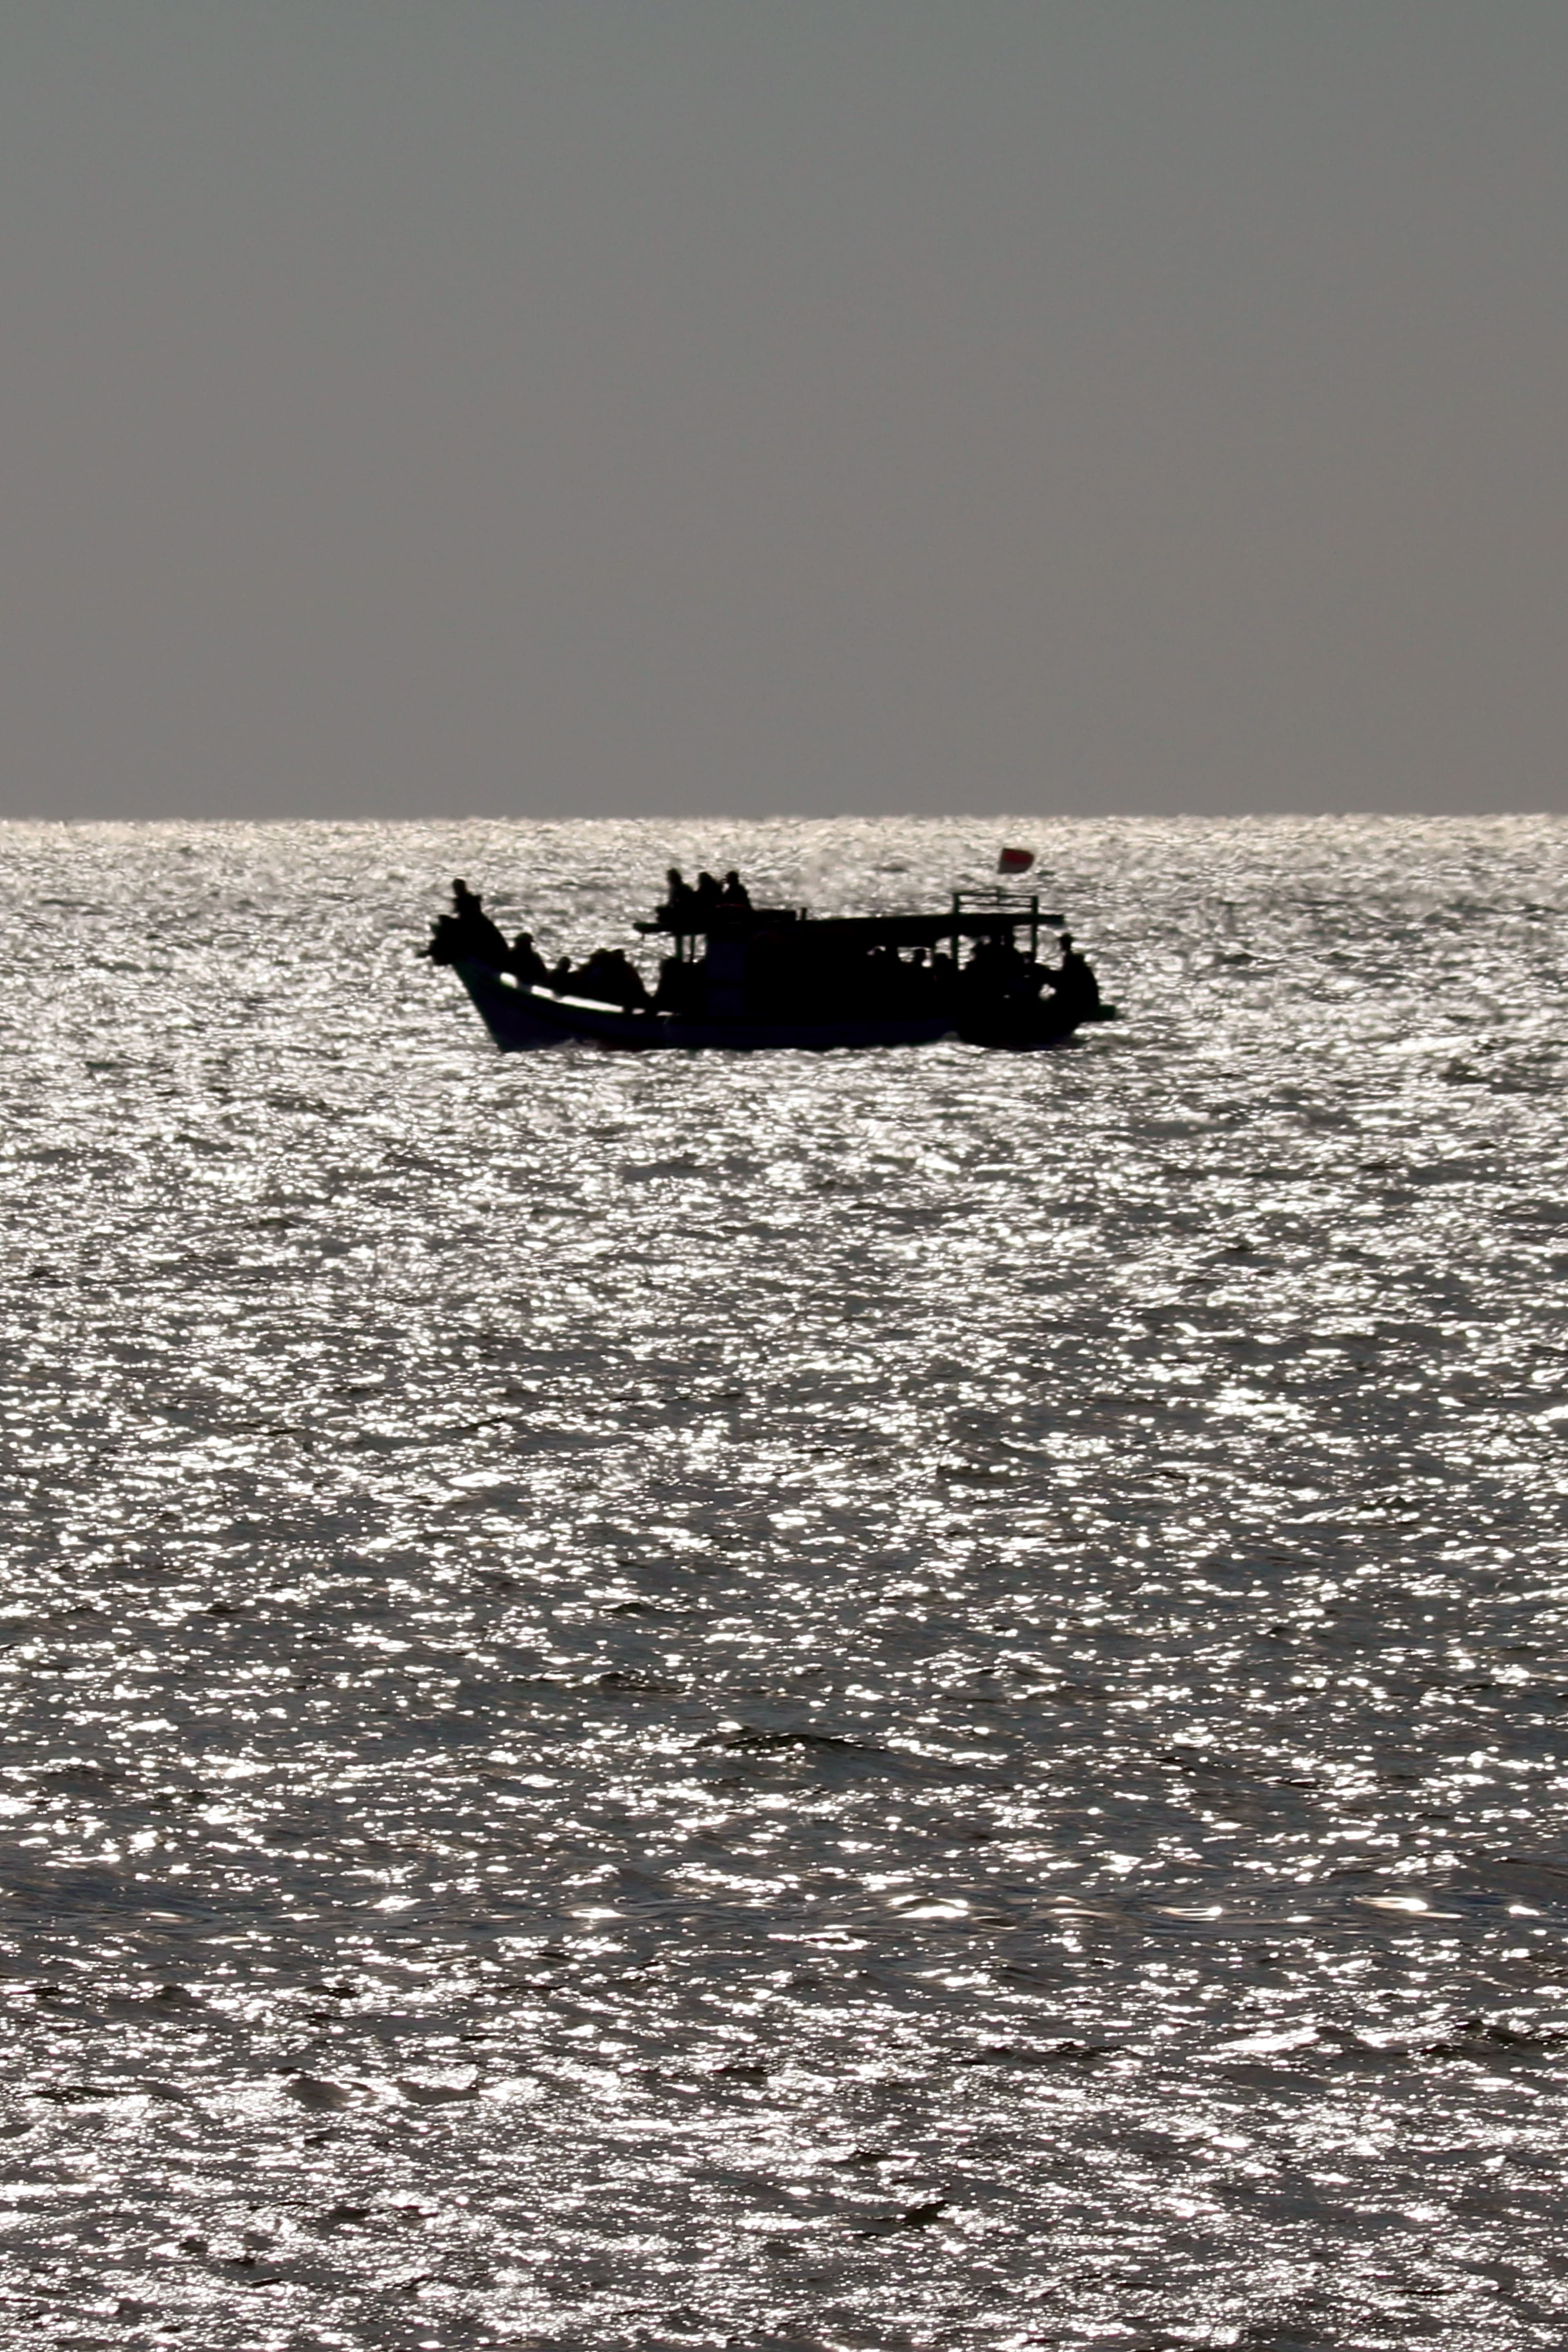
left=633, top=890, right=1060, bottom=1024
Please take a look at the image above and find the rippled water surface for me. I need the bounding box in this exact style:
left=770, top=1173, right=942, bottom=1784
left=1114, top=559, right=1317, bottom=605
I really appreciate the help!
left=2, top=816, right=1568, bottom=2351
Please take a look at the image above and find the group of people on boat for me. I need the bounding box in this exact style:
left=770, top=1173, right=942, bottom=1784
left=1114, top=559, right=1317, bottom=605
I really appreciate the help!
left=424, top=871, right=1101, bottom=1024
left=657, top=867, right=751, bottom=924
left=960, top=927, right=1101, bottom=1019
left=425, top=885, right=655, bottom=1008
left=550, top=944, right=650, bottom=1009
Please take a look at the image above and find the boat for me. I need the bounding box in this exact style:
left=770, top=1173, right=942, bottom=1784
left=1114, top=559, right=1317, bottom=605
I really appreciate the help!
left=423, top=873, right=1117, bottom=1053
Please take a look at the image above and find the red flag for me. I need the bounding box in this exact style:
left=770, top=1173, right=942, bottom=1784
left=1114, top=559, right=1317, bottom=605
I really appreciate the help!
left=997, top=846, right=1035, bottom=875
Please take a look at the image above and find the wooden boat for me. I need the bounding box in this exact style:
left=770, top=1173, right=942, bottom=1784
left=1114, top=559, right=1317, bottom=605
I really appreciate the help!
left=426, top=880, right=1115, bottom=1053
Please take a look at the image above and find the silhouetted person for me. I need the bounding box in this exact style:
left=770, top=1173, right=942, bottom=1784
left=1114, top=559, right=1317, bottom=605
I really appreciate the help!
left=661, top=867, right=696, bottom=925
left=570, top=947, right=644, bottom=1010
left=694, top=871, right=723, bottom=919
left=1051, top=933, right=1101, bottom=1015
left=510, top=931, right=548, bottom=987
left=720, top=870, right=751, bottom=911
left=575, top=949, right=611, bottom=1001
left=608, top=950, right=650, bottom=1010
left=549, top=956, right=573, bottom=993
left=440, top=878, right=510, bottom=969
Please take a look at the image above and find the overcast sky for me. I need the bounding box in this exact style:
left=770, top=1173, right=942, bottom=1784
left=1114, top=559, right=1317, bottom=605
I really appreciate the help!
left=0, top=2, right=1564, bottom=819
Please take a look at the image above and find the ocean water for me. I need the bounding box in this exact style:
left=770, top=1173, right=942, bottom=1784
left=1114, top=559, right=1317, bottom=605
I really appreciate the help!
left=1, top=814, right=1566, bottom=2352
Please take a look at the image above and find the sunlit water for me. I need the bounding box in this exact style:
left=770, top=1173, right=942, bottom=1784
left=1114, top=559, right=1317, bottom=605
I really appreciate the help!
left=1, top=816, right=1566, bottom=2352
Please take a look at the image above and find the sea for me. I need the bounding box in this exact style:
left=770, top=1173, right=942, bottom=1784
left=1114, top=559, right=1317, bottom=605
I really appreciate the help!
left=0, top=814, right=1566, bottom=2352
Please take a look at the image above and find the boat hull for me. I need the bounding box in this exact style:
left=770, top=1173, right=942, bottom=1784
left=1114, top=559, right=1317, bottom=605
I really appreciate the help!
left=457, top=962, right=971, bottom=1053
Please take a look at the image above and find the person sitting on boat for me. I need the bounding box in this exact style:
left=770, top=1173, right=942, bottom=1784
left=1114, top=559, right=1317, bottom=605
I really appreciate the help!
left=572, top=949, right=612, bottom=1002
left=719, top=870, right=751, bottom=912
left=424, top=878, right=511, bottom=970
left=573, top=946, right=650, bottom=1011
left=510, top=931, right=548, bottom=987
left=694, top=871, right=724, bottom=920
left=964, top=935, right=1011, bottom=984
left=548, top=954, right=574, bottom=993
left=659, top=868, right=697, bottom=926
left=1048, top=933, right=1101, bottom=1016
left=604, top=948, right=650, bottom=1010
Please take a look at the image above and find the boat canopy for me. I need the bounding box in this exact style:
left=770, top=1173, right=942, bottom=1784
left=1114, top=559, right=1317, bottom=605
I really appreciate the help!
left=635, top=890, right=1061, bottom=949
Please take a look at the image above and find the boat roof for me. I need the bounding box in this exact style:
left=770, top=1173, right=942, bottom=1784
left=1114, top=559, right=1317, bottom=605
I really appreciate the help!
left=635, top=891, right=1062, bottom=945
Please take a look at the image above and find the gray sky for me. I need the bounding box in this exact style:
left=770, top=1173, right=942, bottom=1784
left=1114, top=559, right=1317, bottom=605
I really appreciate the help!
left=0, top=2, right=1564, bottom=820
